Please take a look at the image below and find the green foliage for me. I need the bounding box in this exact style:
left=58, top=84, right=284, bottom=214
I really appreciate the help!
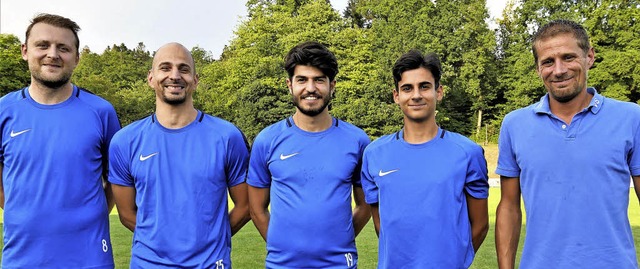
left=72, top=43, right=154, bottom=125
left=4, top=0, right=633, bottom=141
left=0, top=34, right=30, bottom=96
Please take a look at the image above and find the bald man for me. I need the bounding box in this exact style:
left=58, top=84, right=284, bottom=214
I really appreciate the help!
left=109, top=43, right=251, bottom=268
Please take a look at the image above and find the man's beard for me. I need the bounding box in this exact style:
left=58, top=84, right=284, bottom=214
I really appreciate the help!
left=32, top=71, right=72, bottom=89
left=293, top=93, right=331, bottom=117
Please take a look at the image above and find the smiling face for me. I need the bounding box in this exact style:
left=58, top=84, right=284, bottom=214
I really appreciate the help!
left=394, top=67, right=443, bottom=123
left=535, top=33, right=594, bottom=103
left=21, top=22, right=79, bottom=89
left=148, top=43, right=198, bottom=106
left=287, top=65, right=335, bottom=117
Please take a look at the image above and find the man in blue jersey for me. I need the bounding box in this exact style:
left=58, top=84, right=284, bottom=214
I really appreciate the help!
left=0, top=14, right=119, bottom=268
left=360, top=50, right=489, bottom=268
left=496, top=19, right=640, bottom=269
left=108, top=42, right=251, bottom=268
left=247, top=41, right=371, bottom=268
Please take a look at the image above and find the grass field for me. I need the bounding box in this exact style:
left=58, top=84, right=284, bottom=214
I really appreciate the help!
left=2, top=144, right=640, bottom=267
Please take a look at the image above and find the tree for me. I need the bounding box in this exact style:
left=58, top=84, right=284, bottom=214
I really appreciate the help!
left=199, top=0, right=343, bottom=140
left=0, top=34, right=30, bottom=96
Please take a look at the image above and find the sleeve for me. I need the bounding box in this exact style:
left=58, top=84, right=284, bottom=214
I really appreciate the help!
left=101, top=104, right=122, bottom=179
left=246, top=131, right=272, bottom=188
left=495, top=114, right=521, bottom=177
left=629, top=110, right=640, bottom=176
left=225, top=127, right=250, bottom=187
left=360, top=147, right=379, bottom=204
left=108, top=132, right=134, bottom=187
left=464, top=144, right=489, bottom=199
left=351, top=134, right=371, bottom=187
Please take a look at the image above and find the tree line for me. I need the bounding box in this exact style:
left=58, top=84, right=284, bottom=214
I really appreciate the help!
left=1, top=0, right=638, bottom=142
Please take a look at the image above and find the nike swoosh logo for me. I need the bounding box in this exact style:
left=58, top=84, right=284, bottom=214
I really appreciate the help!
left=10, top=129, right=31, bottom=138
left=378, top=169, right=399, bottom=177
left=279, top=153, right=299, bottom=160
left=139, top=153, right=158, bottom=161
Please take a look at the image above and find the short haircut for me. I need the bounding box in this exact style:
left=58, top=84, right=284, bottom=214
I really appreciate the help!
left=392, top=50, right=442, bottom=90
left=25, top=13, right=81, bottom=54
left=532, top=19, right=590, bottom=64
left=284, top=41, right=338, bottom=81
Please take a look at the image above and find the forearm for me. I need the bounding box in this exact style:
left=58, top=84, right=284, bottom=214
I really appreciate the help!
left=103, top=182, right=115, bottom=213
left=471, top=218, right=489, bottom=252
left=495, top=203, right=521, bottom=269
left=229, top=205, right=251, bottom=235
left=249, top=209, right=270, bottom=241
left=118, top=212, right=136, bottom=232
left=352, top=204, right=370, bottom=236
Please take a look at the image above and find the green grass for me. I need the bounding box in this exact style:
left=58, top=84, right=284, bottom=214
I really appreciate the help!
left=2, top=187, right=639, bottom=268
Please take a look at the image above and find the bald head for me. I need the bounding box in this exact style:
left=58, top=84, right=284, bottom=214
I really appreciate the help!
left=152, top=42, right=196, bottom=74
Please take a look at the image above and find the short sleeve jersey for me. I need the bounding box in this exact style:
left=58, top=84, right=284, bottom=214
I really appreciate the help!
left=247, top=117, right=370, bottom=268
left=361, top=128, right=489, bottom=268
left=0, top=86, right=120, bottom=269
left=496, top=88, right=640, bottom=268
left=108, top=111, right=249, bottom=268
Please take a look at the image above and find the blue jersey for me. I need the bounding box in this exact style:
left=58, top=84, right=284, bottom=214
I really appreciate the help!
left=0, top=86, right=119, bottom=268
left=108, top=111, right=249, bottom=268
left=497, top=88, right=640, bottom=268
left=361, top=128, right=489, bottom=268
left=247, top=117, right=369, bottom=268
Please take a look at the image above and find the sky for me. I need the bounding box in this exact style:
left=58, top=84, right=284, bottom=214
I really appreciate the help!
left=0, top=0, right=508, bottom=58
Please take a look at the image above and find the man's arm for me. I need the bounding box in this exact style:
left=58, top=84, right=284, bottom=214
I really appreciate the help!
left=229, top=182, right=251, bottom=235
left=352, top=185, right=370, bottom=236
left=0, top=163, right=4, bottom=209
left=370, top=203, right=380, bottom=237
left=466, top=193, right=489, bottom=252
left=248, top=185, right=270, bottom=241
left=495, top=176, right=522, bottom=269
left=103, top=180, right=115, bottom=213
left=111, top=184, right=137, bottom=232
left=633, top=176, right=640, bottom=204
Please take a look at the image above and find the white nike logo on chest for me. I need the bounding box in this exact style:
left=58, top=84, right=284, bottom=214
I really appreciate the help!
left=280, top=153, right=299, bottom=160
left=10, top=129, right=31, bottom=137
left=140, top=152, right=158, bottom=161
left=378, top=169, right=399, bottom=177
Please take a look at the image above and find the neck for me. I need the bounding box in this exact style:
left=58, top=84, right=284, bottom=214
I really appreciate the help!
left=155, top=100, right=198, bottom=129
left=402, top=117, right=439, bottom=144
left=28, top=80, right=74, bottom=105
left=292, top=110, right=333, bottom=132
left=549, top=89, right=592, bottom=125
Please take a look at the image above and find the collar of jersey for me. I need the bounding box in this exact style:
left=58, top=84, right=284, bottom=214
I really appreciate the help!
left=534, top=87, right=603, bottom=116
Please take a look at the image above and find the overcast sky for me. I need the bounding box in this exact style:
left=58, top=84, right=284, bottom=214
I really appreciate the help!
left=0, top=0, right=508, bottom=58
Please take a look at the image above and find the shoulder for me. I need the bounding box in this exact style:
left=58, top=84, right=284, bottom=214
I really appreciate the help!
left=335, top=119, right=370, bottom=143
left=502, top=102, right=539, bottom=125
left=363, top=132, right=397, bottom=154
left=0, top=89, right=28, bottom=112
left=441, top=130, right=484, bottom=156
left=75, top=87, right=116, bottom=113
left=602, top=97, right=640, bottom=114
left=112, top=116, right=152, bottom=142
left=253, top=119, right=290, bottom=144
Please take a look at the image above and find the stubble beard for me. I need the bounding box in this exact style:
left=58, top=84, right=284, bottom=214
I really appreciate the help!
left=32, top=70, right=72, bottom=89
left=293, top=94, right=331, bottom=117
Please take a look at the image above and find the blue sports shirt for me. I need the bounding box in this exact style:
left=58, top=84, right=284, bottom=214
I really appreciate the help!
left=0, top=86, right=119, bottom=268
left=109, top=111, right=249, bottom=268
left=497, top=88, right=640, bottom=268
left=361, top=128, right=489, bottom=268
left=247, top=117, right=370, bottom=268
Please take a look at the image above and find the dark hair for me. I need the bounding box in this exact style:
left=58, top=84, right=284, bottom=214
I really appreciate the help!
left=284, top=41, right=338, bottom=81
left=532, top=19, right=590, bottom=65
left=25, top=13, right=81, bottom=54
left=392, top=50, right=442, bottom=90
